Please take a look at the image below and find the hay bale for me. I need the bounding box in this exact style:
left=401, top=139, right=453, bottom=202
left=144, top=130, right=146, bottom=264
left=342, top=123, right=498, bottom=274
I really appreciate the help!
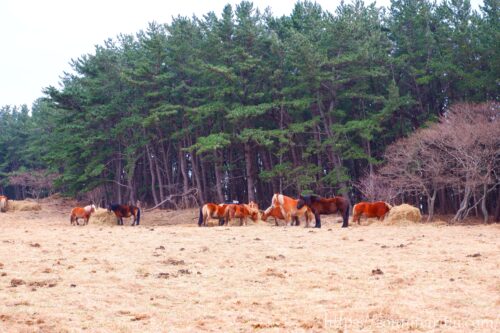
left=91, top=208, right=117, bottom=225
left=385, top=204, right=422, bottom=225
left=7, top=200, right=41, bottom=212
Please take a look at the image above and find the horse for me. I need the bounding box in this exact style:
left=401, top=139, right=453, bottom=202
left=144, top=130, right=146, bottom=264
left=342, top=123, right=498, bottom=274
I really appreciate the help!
left=198, top=203, right=229, bottom=227
left=297, top=194, right=350, bottom=228
left=70, top=204, right=96, bottom=225
left=108, top=204, right=141, bottom=226
left=261, top=204, right=314, bottom=227
left=0, top=195, right=8, bottom=213
left=269, top=193, right=315, bottom=227
left=225, top=204, right=259, bottom=226
left=352, top=201, right=392, bottom=225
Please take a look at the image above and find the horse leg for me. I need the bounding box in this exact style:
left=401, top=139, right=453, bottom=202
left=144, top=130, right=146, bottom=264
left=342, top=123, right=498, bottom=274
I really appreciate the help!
left=293, top=216, right=300, bottom=226
left=341, top=208, right=349, bottom=228
left=314, top=212, right=321, bottom=228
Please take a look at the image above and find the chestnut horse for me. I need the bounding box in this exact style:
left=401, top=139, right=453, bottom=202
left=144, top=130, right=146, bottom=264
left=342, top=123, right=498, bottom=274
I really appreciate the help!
left=270, top=193, right=314, bottom=227
left=352, top=201, right=392, bottom=225
left=198, top=203, right=229, bottom=227
left=108, top=204, right=141, bottom=226
left=297, top=194, right=350, bottom=228
left=70, top=204, right=96, bottom=225
left=225, top=204, right=259, bottom=226
left=0, top=195, right=8, bottom=213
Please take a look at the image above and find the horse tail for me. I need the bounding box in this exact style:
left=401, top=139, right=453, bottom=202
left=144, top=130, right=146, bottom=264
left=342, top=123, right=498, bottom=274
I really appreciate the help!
left=136, top=207, right=141, bottom=225
left=198, top=206, right=203, bottom=227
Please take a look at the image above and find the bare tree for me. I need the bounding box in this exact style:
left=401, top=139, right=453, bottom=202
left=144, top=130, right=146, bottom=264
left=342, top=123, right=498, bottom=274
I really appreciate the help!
left=8, top=170, right=58, bottom=200
left=378, top=102, right=500, bottom=222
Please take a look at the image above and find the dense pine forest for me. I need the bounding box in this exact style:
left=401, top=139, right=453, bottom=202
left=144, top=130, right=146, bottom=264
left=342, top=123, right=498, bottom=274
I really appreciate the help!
left=0, top=0, right=499, bottom=221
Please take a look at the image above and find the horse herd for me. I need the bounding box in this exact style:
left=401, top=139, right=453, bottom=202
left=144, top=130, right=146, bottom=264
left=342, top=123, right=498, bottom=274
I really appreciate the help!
left=199, top=193, right=392, bottom=228
left=0, top=193, right=392, bottom=228
left=69, top=203, right=141, bottom=226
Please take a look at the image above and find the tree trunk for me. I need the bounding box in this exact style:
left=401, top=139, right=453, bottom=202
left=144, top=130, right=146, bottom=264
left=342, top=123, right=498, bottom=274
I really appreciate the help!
left=160, top=142, right=172, bottom=194
left=178, top=146, right=189, bottom=207
left=427, top=189, right=437, bottom=222
left=146, top=145, right=159, bottom=206
left=214, top=151, right=225, bottom=203
left=199, top=157, right=208, bottom=202
left=453, top=185, right=471, bottom=222
left=154, top=149, right=165, bottom=204
left=244, top=142, right=256, bottom=202
left=191, top=152, right=205, bottom=204
left=494, top=188, right=500, bottom=222
left=116, top=158, right=122, bottom=203
left=481, top=183, right=488, bottom=223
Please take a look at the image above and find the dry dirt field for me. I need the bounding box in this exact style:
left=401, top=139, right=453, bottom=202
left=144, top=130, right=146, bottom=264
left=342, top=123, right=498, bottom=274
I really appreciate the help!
left=0, top=200, right=499, bottom=332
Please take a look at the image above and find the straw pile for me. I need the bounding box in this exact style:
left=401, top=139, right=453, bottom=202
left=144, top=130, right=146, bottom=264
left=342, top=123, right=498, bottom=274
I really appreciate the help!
left=7, top=200, right=41, bottom=212
left=385, top=204, right=422, bottom=225
left=91, top=208, right=117, bottom=225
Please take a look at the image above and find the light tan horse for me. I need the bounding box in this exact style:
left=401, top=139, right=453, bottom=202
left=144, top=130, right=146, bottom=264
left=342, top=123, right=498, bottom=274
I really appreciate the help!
left=270, top=193, right=314, bottom=227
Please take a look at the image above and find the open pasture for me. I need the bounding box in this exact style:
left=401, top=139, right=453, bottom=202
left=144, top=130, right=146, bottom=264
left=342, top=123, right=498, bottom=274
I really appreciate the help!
left=0, top=203, right=499, bottom=332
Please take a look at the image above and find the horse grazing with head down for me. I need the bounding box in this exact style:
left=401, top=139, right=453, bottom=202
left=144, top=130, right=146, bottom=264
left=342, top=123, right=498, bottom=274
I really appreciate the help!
left=225, top=203, right=260, bottom=226
left=198, top=203, right=229, bottom=227
left=297, top=194, right=350, bottom=228
left=70, top=204, right=96, bottom=225
left=269, top=193, right=314, bottom=227
left=352, top=201, right=392, bottom=225
left=0, top=195, right=8, bottom=213
left=108, top=204, right=141, bottom=226
left=262, top=203, right=314, bottom=227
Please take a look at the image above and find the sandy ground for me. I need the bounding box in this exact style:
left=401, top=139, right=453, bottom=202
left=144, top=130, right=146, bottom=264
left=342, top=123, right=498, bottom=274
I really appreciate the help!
left=0, top=201, right=499, bottom=332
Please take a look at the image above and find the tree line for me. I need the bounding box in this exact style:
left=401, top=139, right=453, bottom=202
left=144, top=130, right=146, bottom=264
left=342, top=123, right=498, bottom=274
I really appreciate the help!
left=0, top=0, right=498, bottom=221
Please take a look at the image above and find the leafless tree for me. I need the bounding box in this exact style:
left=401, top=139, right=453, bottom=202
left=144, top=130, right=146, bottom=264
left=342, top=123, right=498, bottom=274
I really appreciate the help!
left=8, top=170, right=58, bottom=200
left=377, top=102, right=499, bottom=222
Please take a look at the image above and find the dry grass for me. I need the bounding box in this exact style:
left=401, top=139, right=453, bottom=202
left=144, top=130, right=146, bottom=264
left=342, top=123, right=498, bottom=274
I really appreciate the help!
left=0, top=201, right=499, bottom=332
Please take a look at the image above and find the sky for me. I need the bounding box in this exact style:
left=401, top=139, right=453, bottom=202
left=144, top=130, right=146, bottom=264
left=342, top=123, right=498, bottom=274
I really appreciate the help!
left=0, top=0, right=483, bottom=108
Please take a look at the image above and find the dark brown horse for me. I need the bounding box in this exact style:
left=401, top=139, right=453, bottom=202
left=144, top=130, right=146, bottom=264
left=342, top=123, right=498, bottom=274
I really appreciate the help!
left=297, top=194, right=350, bottom=228
left=108, top=204, right=141, bottom=226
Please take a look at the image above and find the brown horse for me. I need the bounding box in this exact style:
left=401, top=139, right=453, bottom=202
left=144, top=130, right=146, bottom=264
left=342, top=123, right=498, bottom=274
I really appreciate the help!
left=108, top=204, right=141, bottom=226
left=0, top=195, right=8, bottom=213
left=352, top=201, right=392, bottom=225
left=225, top=204, right=259, bottom=226
left=70, top=204, right=96, bottom=225
left=198, top=203, right=229, bottom=226
left=297, top=194, right=350, bottom=228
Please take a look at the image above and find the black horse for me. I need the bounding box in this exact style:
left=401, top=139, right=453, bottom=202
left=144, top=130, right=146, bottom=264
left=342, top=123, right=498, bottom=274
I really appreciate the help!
left=108, top=204, right=141, bottom=226
left=297, top=194, right=350, bottom=228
